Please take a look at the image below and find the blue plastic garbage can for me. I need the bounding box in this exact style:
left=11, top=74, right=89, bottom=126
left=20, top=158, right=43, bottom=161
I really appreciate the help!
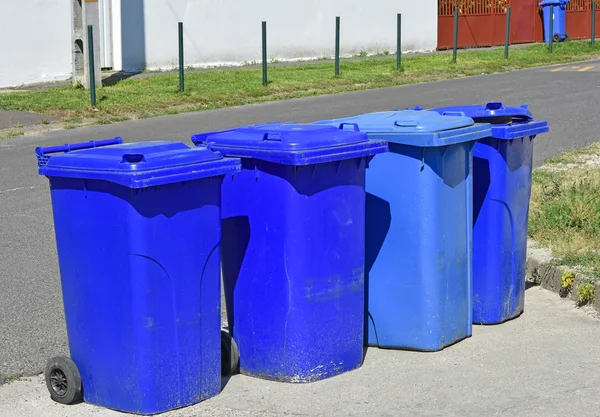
left=313, top=110, right=492, bottom=351
left=192, top=123, right=387, bottom=382
left=540, top=0, right=570, bottom=43
left=36, top=138, right=240, bottom=414
left=430, top=103, right=549, bottom=325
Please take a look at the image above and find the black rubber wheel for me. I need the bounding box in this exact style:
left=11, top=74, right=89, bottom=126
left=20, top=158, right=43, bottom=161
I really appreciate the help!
left=564, top=33, right=570, bottom=42
left=44, top=356, right=83, bottom=405
left=553, top=33, right=562, bottom=43
left=221, top=329, right=240, bottom=376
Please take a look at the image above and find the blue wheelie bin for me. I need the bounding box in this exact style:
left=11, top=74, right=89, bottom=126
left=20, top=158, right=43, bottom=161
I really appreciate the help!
left=539, top=0, right=570, bottom=43
left=313, top=110, right=492, bottom=351
left=430, top=102, right=549, bottom=325
left=192, top=123, right=387, bottom=382
left=36, top=138, right=240, bottom=414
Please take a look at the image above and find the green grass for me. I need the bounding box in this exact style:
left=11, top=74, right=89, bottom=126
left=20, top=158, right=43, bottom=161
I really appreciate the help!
left=0, top=130, right=24, bottom=139
left=1, top=41, right=600, bottom=122
left=529, top=142, right=600, bottom=278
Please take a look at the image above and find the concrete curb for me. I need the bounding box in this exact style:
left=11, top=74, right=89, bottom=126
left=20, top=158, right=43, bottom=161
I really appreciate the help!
left=526, top=240, right=600, bottom=312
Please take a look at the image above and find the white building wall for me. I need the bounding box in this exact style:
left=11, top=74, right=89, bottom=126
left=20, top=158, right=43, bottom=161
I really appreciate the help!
left=115, top=0, right=437, bottom=72
left=0, top=1, right=72, bottom=88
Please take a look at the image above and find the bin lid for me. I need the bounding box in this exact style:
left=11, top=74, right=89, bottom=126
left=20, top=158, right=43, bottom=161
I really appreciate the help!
left=431, top=102, right=533, bottom=122
left=39, top=141, right=241, bottom=188
left=192, top=123, right=388, bottom=165
left=429, top=102, right=549, bottom=140
left=312, top=109, right=492, bottom=147
left=539, top=0, right=569, bottom=6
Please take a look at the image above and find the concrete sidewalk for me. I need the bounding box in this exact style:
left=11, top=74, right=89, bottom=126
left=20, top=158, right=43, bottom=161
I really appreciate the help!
left=1, top=287, right=599, bottom=417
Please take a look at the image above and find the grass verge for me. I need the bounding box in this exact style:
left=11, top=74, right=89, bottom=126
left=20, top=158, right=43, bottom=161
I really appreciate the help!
left=1, top=41, right=600, bottom=123
left=529, top=142, right=600, bottom=279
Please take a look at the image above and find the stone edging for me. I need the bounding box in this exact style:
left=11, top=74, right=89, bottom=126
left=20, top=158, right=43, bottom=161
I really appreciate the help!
left=526, top=240, right=600, bottom=313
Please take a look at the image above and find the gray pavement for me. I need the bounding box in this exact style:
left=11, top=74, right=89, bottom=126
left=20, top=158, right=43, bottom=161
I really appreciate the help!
left=1, top=287, right=599, bottom=417
left=1, top=61, right=600, bottom=379
left=0, top=110, right=58, bottom=130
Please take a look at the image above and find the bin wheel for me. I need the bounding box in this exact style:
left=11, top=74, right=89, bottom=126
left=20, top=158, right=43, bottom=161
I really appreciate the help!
left=564, top=33, right=570, bottom=42
left=44, top=356, right=83, bottom=405
left=221, top=329, right=240, bottom=376
left=553, top=33, right=562, bottom=43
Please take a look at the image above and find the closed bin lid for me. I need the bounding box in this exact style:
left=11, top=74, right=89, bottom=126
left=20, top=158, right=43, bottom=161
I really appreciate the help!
left=312, top=109, right=492, bottom=147
left=38, top=141, right=241, bottom=188
left=192, top=123, right=388, bottom=165
left=539, top=0, right=569, bottom=6
left=429, top=102, right=550, bottom=140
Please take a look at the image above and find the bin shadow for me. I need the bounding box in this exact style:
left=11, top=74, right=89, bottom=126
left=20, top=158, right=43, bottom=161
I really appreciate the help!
left=221, top=215, right=251, bottom=337
left=256, top=159, right=367, bottom=197
left=364, top=192, right=392, bottom=353
left=505, top=137, right=533, bottom=173
left=51, top=179, right=221, bottom=218
left=389, top=143, right=471, bottom=189
left=473, top=155, right=491, bottom=226
left=221, top=375, right=233, bottom=391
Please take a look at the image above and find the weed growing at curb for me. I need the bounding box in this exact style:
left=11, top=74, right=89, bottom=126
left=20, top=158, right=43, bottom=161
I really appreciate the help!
left=0, top=373, right=22, bottom=385
left=562, top=270, right=575, bottom=290
left=578, top=282, right=596, bottom=305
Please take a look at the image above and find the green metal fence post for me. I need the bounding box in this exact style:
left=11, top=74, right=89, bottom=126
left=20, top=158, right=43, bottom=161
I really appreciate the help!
left=504, top=6, right=511, bottom=59
left=397, top=13, right=402, bottom=70
left=335, top=16, right=340, bottom=76
left=549, top=5, right=554, bottom=53
left=87, top=25, right=96, bottom=108
left=453, top=7, right=459, bottom=63
left=262, top=21, right=268, bottom=86
left=592, top=1, right=597, bottom=46
left=178, top=22, right=184, bottom=93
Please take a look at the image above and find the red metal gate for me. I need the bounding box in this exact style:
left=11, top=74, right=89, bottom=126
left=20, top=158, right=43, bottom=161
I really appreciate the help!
left=566, top=0, right=600, bottom=39
left=438, top=0, right=545, bottom=50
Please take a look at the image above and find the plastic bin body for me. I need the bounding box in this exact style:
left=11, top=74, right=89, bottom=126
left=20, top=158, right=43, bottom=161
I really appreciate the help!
left=540, top=0, right=569, bottom=42
left=192, top=123, right=387, bottom=382
left=430, top=103, right=549, bottom=324
left=313, top=111, right=492, bottom=351
left=37, top=140, right=240, bottom=414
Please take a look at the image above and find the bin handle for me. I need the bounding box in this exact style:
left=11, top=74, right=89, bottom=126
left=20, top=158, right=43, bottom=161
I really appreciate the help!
left=35, top=137, right=123, bottom=167
left=263, top=132, right=282, bottom=141
left=441, top=111, right=466, bottom=117
left=338, top=123, right=360, bottom=132
left=121, top=153, right=146, bottom=164
left=485, top=102, right=504, bottom=111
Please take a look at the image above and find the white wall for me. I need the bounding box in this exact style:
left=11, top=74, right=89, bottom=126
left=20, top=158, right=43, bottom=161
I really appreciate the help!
left=115, top=0, right=437, bottom=72
left=0, top=1, right=72, bottom=88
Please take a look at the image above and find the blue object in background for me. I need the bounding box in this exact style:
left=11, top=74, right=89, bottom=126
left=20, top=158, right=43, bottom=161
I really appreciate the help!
left=37, top=139, right=240, bottom=414
left=192, top=123, right=387, bottom=382
left=539, top=0, right=570, bottom=43
left=314, top=111, right=492, bottom=351
left=430, top=102, right=549, bottom=325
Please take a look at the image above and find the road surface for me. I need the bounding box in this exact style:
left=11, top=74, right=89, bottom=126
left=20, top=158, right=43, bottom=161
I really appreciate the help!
left=1, top=60, right=599, bottom=378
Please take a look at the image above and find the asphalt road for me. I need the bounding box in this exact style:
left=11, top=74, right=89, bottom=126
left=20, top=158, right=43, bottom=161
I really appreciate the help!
left=1, top=60, right=599, bottom=377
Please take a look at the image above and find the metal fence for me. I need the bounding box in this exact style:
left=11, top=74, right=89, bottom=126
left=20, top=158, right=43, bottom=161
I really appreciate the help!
left=438, top=0, right=600, bottom=49
left=438, top=0, right=510, bottom=16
